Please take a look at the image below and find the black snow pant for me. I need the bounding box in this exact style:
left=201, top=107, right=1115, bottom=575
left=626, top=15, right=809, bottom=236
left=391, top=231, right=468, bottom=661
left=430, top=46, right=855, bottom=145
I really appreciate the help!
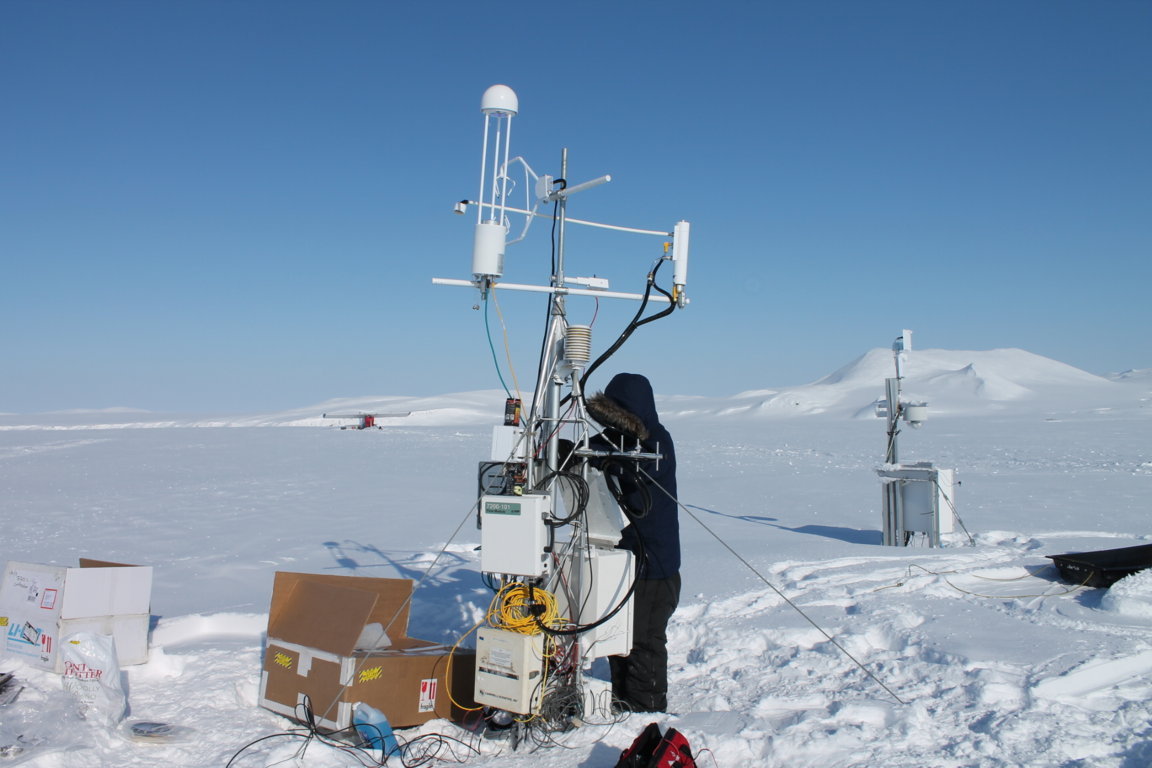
left=610, top=574, right=681, bottom=713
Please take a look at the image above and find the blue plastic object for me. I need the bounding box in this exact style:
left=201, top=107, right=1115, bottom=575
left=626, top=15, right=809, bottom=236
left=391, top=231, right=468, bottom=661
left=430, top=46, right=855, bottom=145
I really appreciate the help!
left=352, top=702, right=401, bottom=758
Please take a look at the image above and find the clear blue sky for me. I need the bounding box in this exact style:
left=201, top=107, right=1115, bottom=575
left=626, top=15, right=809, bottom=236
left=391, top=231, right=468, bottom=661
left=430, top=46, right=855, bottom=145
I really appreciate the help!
left=3, top=1, right=1149, bottom=413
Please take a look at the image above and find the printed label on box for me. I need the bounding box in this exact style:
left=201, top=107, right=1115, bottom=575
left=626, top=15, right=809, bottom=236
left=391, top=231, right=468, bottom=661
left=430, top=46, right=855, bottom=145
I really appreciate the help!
left=40, top=588, right=58, bottom=610
left=418, top=678, right=438, bottom=712
left=5, top=621, right=52, bottom=656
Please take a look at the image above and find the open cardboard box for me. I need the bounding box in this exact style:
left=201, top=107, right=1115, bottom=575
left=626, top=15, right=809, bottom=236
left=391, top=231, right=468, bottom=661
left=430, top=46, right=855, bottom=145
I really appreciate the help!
left=0, top=558, right=153, bottom=672
left=258, top=572, right=476, bottom=731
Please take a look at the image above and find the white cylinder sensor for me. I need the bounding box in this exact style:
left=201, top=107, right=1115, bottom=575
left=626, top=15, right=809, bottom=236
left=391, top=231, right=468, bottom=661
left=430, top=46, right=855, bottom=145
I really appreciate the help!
left=472, top=220, right=506, bottom=278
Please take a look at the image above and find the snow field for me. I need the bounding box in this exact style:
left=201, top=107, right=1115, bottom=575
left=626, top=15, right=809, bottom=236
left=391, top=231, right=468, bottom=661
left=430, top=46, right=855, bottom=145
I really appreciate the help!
left=0, top=352, right=1149, bottom=766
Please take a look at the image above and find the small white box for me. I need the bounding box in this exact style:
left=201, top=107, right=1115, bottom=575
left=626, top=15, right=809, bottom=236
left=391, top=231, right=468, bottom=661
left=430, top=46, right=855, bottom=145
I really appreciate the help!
left=0, top=558, right=152, bottom=672
left=490, top=426, right=527, bottom=462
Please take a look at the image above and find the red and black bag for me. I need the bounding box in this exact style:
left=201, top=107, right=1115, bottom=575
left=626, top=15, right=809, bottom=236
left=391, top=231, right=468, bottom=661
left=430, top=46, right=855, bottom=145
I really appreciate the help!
left=615, top=722, right=697, bottom=768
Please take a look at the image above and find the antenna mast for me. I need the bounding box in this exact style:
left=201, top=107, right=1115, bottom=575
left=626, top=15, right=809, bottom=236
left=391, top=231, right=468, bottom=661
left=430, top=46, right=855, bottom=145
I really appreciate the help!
left=435, top=86, right=693, bottom=736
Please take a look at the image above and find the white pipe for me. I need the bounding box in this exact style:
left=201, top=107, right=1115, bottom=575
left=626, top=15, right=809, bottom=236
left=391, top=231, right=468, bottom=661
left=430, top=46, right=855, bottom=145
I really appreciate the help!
left=487, top=120, right=504, bottom=220
left=554, top=174, right=611, bottom=198
left=499, top=116, right=513, bottom=226
left=431, top=278, right=678, bottom=304
left=477, top=115, right=490, bottom=225
left=457, top=200, right=671, bottom=237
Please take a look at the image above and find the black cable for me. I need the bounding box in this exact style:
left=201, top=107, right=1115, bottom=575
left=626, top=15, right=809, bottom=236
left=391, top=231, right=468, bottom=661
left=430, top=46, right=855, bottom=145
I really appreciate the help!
left=577, top=257, right=677, bottom=397
left=225, top=696, right=381, bottom=767
left=535, top=469, right=590, bottom=525
left=525, top=196, right=564, bottom=435
left=601, top=457, right=652, bottom=521
left=399, top=732, right=482, bottom=767
left=529, top=534, right=645, bottom=637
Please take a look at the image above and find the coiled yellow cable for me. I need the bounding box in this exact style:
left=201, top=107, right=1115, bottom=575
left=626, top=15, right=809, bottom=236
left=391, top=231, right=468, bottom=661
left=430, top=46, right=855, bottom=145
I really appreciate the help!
left=487, top=582, right=565, bottom=634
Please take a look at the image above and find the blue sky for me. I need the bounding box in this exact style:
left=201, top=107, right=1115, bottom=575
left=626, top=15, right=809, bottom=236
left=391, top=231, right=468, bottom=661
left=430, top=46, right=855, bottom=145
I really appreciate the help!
left=3, top=1, right=1149, bottom=412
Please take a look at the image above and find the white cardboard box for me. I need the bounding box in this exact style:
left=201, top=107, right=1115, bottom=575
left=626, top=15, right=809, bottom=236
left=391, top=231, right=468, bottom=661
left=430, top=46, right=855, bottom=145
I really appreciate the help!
left=0, top=558, right=153, bottom=672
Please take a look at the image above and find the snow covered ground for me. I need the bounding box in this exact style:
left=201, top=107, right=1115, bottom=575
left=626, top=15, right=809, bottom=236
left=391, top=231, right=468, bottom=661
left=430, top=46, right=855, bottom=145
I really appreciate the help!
left=1, top=348, right=1150, bottom=767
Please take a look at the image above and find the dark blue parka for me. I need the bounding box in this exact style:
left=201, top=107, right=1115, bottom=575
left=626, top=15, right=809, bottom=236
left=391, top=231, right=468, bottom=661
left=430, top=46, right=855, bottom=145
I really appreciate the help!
left=589, top=373, right=680, bottom=580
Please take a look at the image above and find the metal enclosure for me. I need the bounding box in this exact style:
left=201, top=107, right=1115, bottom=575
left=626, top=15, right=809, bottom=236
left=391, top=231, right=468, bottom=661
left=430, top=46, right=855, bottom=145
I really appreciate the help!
left=480, top=494, right=550, bottom=577
left=554, top=547, right=635, bottom=660
left=878, top=462, right=955, bottom=547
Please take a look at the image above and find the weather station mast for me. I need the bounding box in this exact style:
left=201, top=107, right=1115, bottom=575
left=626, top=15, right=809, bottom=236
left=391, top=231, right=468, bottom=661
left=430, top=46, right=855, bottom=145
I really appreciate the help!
left=875, top=331, right=959, bottom=547
left=434, top=85, right=692, bottom=742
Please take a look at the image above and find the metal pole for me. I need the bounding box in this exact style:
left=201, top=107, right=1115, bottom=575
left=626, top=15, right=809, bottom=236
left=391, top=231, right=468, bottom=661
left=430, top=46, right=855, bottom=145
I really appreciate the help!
left=544, top=149, right=569, bottom=478
left=885, top=377, right=900, bottom=465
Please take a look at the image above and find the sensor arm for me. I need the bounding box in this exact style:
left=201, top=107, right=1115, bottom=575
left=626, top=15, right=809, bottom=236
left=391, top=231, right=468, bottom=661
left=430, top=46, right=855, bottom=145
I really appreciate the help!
left=431, top=277, right=678, bottom=304
left=454, top=199, right=672, bottom=237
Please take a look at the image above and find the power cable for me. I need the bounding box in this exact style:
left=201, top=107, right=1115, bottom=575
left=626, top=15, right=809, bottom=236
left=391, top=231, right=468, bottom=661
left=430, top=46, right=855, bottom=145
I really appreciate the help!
left=576, top=255, right=677, bottom=399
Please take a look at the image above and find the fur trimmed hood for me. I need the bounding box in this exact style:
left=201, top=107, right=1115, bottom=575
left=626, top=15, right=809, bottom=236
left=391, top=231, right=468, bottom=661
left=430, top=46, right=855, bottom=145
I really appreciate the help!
left=586, top=373, right=660, bottom=441
left=587, top=392, right=649, bottom=440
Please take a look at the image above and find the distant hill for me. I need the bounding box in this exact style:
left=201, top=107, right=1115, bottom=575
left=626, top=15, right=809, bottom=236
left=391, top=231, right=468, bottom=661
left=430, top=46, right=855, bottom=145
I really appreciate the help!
left=2, top=349, right=1146, bottom=430
left=660, top=348, right=1141, bottom=421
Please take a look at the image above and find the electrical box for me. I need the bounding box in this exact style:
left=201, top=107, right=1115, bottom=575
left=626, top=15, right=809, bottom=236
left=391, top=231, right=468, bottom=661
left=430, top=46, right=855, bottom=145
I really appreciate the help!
left=554, top=546, right=634, bottom=659
left=480, top=494, right=550, bottom=577
left=474, top=627, right=545, bottom=714
left=490, top=426, right=527, bottom=462
left=878, top=463, right=956, bottom=546
left=577, top=468, right=628, bottom=547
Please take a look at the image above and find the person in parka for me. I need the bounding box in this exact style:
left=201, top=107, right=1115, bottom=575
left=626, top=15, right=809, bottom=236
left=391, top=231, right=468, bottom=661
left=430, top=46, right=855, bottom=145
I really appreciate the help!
left=587, top=373, right=680, bottom=713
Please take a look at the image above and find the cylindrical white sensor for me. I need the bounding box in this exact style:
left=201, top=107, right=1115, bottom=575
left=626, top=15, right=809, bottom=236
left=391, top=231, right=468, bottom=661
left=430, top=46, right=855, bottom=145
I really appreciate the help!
left=472, top=220, right=507, bottom=278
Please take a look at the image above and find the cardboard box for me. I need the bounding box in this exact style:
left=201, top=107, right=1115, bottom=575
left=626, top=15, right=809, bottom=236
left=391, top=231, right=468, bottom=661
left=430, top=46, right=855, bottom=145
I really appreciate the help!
left=258, top=572, right=476, bottom=731
left=0, top=558, right=153, bottom=672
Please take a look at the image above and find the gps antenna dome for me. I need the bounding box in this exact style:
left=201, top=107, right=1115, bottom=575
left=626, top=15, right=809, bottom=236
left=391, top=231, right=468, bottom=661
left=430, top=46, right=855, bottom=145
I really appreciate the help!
left=481, top=84, right=518, bottom=116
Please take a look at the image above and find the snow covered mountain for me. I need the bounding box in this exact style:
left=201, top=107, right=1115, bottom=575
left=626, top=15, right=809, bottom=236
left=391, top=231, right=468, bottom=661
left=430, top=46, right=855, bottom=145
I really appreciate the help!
left=1, top=348, right=1145, bottom=430
left=663, top=347, right=1143, bottom=421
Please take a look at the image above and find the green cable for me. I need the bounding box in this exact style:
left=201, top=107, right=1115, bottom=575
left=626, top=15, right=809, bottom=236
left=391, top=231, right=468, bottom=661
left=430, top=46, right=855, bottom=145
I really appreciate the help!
left=484, top=293, right=512, bottom=398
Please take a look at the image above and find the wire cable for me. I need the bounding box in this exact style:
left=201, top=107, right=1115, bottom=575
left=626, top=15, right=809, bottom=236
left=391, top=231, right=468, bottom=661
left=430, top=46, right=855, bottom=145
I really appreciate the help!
left=488, top=582, right=564, bottom=634
left=308, top=500, right=484, bottom=729
left=577, top=254, right=677, bottom=398
left=933, top=477, right=974, bottom=546
left=490, top=286, right=523, bottom=401
left=639, top=466, right=908, bottom=705
left=483, top=292, right=513, bottom=399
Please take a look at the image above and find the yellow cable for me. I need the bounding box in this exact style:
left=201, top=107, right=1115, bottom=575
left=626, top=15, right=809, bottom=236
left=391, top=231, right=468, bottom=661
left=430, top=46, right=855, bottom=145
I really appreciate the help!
left=487, top=582, right=565, bottom=634
left=444, top=617, right=485, bottom=712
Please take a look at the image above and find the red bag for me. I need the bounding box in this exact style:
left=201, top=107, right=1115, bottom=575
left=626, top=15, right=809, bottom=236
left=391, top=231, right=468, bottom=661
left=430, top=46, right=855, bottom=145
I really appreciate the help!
left=615, top=723, right=697, bottom=768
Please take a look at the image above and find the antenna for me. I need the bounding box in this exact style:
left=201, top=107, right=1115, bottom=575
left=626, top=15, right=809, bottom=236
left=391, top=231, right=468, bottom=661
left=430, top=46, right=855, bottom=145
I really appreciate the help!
left=892, top=328, right=911, bottom=380
left=672, top=220, right=691, bottom=308
left=436, top=86, right=695, bottom=732
left=437, top=85, right=691, bottom=305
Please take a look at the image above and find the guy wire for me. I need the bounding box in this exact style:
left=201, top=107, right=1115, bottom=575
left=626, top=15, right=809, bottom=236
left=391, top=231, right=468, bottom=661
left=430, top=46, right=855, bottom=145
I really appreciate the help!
left=639, top=467, right=908, bottom=706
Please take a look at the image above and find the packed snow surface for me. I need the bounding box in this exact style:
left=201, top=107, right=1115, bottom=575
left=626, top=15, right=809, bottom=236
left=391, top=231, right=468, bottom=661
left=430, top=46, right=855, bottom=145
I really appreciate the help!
left=1, top=348, right=1150, bottom=767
